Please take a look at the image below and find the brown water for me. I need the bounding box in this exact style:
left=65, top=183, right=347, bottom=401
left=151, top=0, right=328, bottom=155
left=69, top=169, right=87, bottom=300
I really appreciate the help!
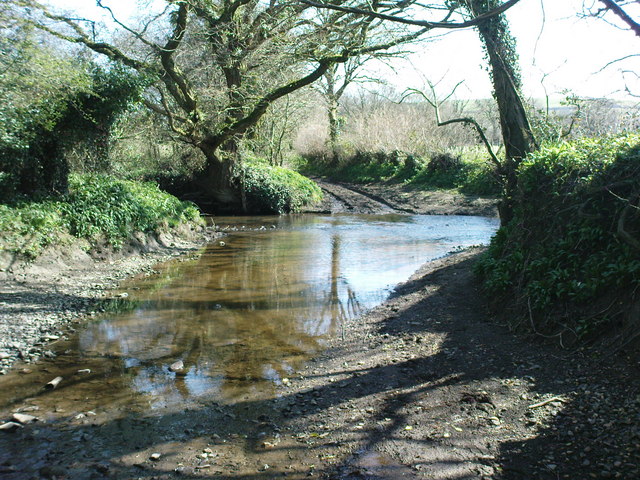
left=0, top=214, right=498, bottom=414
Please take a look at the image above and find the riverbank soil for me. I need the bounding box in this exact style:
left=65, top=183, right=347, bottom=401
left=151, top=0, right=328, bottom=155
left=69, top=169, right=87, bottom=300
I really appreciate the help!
left=0, top=184, right=638, bottom=480
left=1, top=249, right=638, bottom=480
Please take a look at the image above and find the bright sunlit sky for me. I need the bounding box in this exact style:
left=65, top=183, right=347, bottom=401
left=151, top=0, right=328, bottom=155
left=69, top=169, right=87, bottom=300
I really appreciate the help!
left=47, top=0, right=640, bottom=101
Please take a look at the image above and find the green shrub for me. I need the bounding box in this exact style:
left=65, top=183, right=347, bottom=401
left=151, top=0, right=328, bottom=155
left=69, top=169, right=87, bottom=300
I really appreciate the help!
left=0, top=201, right=66, bottom=258
left=476, top=133, right=640, bottom=340
left=0, top=174, right=201, bottom=257
left=243, top=163, right=323, bottom=214
left=62, top=174, right=201, bottom=245
left=407, top=152, right=500, bottom=195
left=300, top=149, right=499, bottom=195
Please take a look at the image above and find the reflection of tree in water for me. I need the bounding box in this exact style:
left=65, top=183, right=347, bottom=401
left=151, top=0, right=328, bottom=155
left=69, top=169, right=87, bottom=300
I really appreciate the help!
left=78, top=227, right=369, bottom=405
left=321, top=234, right=363, bottom=340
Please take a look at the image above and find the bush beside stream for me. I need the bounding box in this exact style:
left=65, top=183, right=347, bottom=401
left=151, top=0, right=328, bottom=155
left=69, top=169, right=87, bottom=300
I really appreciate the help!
left=0, top=174, right=202, bottom=258
left=243, top=162, right=323, bottom=214
left=476, top=133, right=640, bottom=346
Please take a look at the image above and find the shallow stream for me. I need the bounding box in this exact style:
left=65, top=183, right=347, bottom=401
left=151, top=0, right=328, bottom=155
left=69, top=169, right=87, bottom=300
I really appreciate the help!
left=0, top=213, right=498, bottom=414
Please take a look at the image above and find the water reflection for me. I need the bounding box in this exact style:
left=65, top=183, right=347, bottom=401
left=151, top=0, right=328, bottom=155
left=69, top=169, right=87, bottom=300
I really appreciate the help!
left=59, top=214, right=498, bottom=407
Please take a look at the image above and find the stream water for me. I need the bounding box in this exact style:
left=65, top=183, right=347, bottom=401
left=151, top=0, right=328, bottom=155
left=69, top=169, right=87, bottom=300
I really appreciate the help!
left=0, top=213, right=498, bottom=415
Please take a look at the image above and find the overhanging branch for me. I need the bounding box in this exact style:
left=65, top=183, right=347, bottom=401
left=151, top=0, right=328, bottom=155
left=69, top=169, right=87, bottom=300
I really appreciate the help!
left=599, top=0, right=640, bottom=37
left=403, top=85, right=502, bottom=170
left=298, top=0, right=522, bottom=29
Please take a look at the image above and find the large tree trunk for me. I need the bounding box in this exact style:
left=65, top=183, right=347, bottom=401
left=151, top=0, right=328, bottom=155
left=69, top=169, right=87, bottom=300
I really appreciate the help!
left=197, top=142, right=243, bottom=213
left=472, top=0, right=537, bottom=225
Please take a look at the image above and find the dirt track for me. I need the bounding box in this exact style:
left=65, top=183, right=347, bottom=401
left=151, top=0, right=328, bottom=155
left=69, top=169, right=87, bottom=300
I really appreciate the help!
left=308, top=179, right=498, bottom=217
left=0, top=183, right=638, bottom=480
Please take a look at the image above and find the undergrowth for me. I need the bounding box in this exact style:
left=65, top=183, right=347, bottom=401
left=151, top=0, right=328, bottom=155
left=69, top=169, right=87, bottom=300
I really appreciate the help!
left=299, top=149, right=499, bottom=196
left=0, top=174, right=201, bottom=258
left=475, top=133, right=640, bottom=344
left=243, top=161, right=323, bottom=214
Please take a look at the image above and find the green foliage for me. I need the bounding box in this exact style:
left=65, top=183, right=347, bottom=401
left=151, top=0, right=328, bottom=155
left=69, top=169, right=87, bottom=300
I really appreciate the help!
left=0, top=174, right=201, bottom=257
left=0, top=27, right=147, bottom=199
left=62, top=63, right=150, bottom=173
left=0, top=200, right=66, bottom=258
left=409, top=152, right=500, bottom=195
left=301, top=149, right=500, bottom=196
left=243, top=162, right=323, bottom=214
left=0, top=30, right=91, bottom=198
left=0, top=30, right=90, bottom=152
left=476, top=133, right=640, bottom=340
left=63, top=175, right=201, bottom=245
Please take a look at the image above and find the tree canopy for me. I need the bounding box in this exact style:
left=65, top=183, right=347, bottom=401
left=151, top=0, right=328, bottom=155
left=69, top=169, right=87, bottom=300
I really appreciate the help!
left=5, top=0, right=526, bottom=210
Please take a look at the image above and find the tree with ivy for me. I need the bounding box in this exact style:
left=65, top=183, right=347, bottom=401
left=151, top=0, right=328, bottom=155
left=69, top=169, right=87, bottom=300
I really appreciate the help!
left=0, top=24, right=90, bottom=198
left=8, top=0, right=525, bottom=212
left=300, top=0, right=533, bottom=224
left=0, top=0, right=148, bottom=199
left=456, top=0, right=537, bottom=224
left=61, top=64, right=150, bottom=174
left=0, top=31, right=146, bottom=199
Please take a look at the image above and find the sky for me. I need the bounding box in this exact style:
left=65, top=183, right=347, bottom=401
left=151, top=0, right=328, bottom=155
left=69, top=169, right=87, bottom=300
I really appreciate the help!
left=376, top=0, right=640, bottom=101
left=46, top=0, right=640, bottom=101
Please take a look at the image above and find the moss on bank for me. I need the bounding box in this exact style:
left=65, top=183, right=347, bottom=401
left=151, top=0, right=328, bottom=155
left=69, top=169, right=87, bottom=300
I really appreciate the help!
left=242, top=161, right=323, bottom=214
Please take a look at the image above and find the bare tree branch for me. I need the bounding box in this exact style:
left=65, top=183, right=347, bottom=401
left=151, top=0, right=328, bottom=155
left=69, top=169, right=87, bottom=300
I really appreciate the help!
left=599, top=0, right=640, bottom=37
left=403, top=84, right=502, bottom=170
left=298, top=0, right=523, bottom=29
left=595, top=53, right=640, bottom=73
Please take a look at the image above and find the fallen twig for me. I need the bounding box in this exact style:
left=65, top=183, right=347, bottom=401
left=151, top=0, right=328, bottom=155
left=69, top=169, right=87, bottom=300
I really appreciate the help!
left=528, top=396, right=567, bottom=409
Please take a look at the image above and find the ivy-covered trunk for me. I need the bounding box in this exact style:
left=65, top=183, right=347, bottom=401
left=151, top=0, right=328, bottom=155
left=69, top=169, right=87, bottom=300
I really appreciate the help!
left=15, top=137, right=69, bottom=197
left=466, top=0, right=537, bottom=225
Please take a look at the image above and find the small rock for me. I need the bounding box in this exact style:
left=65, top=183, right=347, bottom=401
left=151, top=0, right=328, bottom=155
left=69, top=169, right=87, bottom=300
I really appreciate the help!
left=94, top=462, right=110, bottom=474
left=169, top=360, right=184, bottom=372
left=12, top=413, right=37, bottom=424
left=39, top=465, right=67, bottom=479
left=150, top=452, right=162, bottom=461
left=0, top=422, right=23, bottom=432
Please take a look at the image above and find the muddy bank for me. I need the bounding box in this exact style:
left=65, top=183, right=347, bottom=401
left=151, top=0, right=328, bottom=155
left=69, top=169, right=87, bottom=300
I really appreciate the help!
left=3, top=182, right=636, bottom=480
left=0, top=225, right=216, bottom=373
